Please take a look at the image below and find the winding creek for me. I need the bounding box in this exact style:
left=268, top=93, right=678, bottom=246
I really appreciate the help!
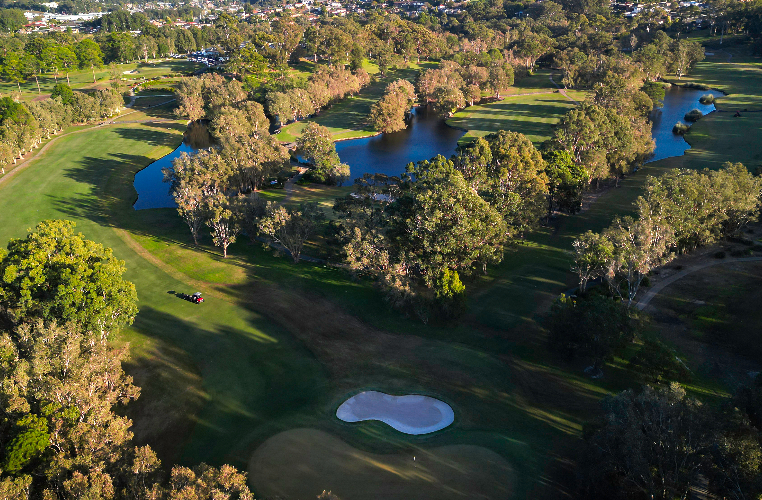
left=133, top=86, right=722, bottom=210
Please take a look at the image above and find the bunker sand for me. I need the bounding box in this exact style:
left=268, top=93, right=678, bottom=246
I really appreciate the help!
left=249, top=428, right=514, bottom=500
left=337, top=391, right=455, bottom=434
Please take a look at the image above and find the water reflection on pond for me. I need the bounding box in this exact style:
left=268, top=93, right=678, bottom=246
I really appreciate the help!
left=648, top=86, right=724, bottom=163
left=133, top=86, right=726, bottom=210
left=132, top=122, right=211, bottom=210
left=335, top=106, right=465, bottom=180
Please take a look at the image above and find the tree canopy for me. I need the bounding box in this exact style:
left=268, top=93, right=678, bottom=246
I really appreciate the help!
left=0, top=220, right=138, bottom=334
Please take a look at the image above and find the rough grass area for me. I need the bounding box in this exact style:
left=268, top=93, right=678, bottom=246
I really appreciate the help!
left=276, top=62, right=433, bottom=142
left=249, top=428, right=515, bottom=500
left=649, top=260, right=762, bottom=367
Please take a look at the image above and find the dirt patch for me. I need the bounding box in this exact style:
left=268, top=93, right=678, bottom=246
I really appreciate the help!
left=249, top=428, right=514, bottom=500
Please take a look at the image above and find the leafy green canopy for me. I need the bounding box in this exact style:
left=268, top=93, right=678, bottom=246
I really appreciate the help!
left=0, top=220, right=138, bottom=334
left=50, top=83, right=74, bottom=105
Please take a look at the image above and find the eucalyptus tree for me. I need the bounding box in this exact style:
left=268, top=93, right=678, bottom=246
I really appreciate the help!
left=368, top=79, right=416, bottom=133
left=260, top=202, right=325, bottom=263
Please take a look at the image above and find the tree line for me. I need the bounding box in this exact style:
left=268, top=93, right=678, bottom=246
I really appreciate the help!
left=0, top=83, right=122, bottom=173
left=367, top=53, right=514, bottom=133
left=572, top=162, right=762, bottom=306
left=264, top=64, right=371, bottom=127
left=578, top=379, right=762, bottom=499
left=169, top=73, right=328, bottom=259
left=0, top=220, right=254, bottom=500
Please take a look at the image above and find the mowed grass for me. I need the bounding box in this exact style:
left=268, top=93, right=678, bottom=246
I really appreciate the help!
left=0, top=121, right=330, bottom=468
left=0, top=60, right=202, bottom=102
left=448, top=70, right=585, bottom=146
left=449, top=91, right=581, bottom=146
left=250, top=428, right=515, bottom=500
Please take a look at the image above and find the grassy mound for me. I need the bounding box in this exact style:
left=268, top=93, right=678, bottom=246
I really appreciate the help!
left=673, top=121, right=690, bottom=135
left=249, top=428, right=515, bottom=500
left=684, top=109, right=704, bottom=122
left=699, top=94, right=715, bottom=105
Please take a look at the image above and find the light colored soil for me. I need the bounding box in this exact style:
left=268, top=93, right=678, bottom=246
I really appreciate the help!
left=249, top=428, right=514, bottom=500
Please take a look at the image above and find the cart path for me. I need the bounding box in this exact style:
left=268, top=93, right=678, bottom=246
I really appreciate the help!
left=549, top=74, right=580, bottom=105
left=636, top=256, right=762, bottom=310
left=282, top=166, right=309, bottom=204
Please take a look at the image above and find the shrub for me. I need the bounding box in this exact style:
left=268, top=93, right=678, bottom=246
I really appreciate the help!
left=699, top=94, right=715, bottom=105
left=50, top=83, right=73, bottom=105
left=684, top=109, right=703, bottom=122
left=628, top=337, right=691, bottom=383
left=684, top=82, right=710, bottom=90
left=673, top=121, right=690, bottom=135
left=433, top=268, right=467, bottom=320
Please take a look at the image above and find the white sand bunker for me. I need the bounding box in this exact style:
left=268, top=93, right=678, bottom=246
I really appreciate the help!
left=336, top=391, right=454, bottom=435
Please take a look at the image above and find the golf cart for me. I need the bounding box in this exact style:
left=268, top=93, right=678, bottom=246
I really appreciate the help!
left=190, top=292, right=204, bottom=304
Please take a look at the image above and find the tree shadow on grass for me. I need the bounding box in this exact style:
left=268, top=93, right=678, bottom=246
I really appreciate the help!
left=113, top=124, right=185, bottom=147
left=126, top=304, right=328, bottom=468
left=50, top=151, right=170, bottom=227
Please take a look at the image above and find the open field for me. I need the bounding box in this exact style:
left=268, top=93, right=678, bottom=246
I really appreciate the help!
left=448, top=91, right=583, bottom=146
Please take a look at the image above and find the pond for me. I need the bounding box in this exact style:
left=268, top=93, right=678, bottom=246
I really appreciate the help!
left=335, top=106, right=465, bottom=180
left=648, top=86, right=724, bottom=163
left=132, top=122, right=212, bottom=210
left=133, top=85, right=726, bottom=209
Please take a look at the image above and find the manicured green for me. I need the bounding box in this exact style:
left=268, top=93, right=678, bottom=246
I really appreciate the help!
left=449, top=92, right=581, bottom=146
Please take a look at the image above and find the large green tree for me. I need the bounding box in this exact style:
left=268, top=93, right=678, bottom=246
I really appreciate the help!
left=389, top=155, right=508, bottom=285
left=0, top=220, right=138, bottom=334
left=479, top=131, right=549, bottom=237
left=582, top=384, right=715, bottom=499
